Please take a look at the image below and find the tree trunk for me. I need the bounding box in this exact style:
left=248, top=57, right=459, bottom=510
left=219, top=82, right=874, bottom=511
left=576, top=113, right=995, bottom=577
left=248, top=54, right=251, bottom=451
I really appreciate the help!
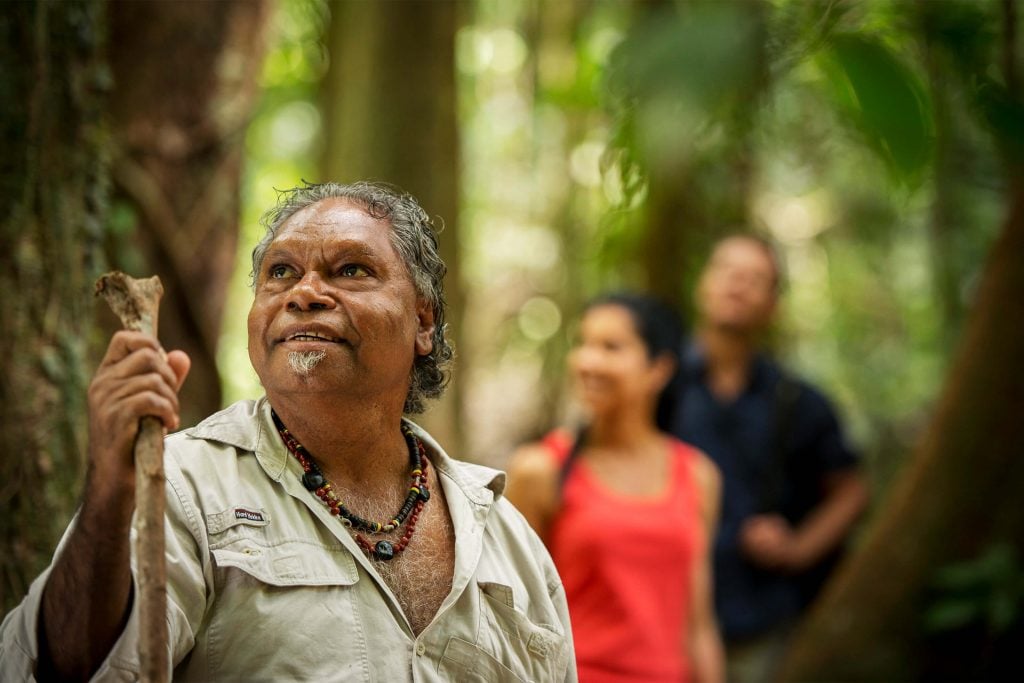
left=779, top=174, right=1024, bottom=680
left=0, top=0, right=107, bottom=614
left=636, top=0, right=766, bottom=315
left=780, top=3, right=1024, bottom=678
left=320, top=0, right=463, bottom=455
left=106, top=0, right=271, bottom=428
left=641, top=172, right=705, bottom=312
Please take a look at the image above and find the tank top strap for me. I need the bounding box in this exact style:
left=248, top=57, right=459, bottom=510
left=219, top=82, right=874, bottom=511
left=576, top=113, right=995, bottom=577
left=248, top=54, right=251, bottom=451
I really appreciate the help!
left=669, top=438, right=703, bottom=503
left=540, top=429, right=576, bottom=466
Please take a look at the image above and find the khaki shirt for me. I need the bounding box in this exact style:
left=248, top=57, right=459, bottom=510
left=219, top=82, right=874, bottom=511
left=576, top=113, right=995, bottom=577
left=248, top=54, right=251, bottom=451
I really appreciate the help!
left=1, top=398, right=576, bottom=682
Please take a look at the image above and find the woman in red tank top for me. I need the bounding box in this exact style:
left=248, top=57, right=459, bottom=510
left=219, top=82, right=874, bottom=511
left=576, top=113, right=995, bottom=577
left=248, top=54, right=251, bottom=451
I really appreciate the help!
left=507, top=293, right=724, bottom=683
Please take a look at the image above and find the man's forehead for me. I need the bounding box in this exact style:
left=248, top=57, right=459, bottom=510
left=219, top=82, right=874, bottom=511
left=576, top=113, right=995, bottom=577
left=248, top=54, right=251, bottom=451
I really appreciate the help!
left=271, top=198, right=392, bottom=243
left=284, top=197, right=386, bottom=228
left=711, top=237, right=774, bottom=268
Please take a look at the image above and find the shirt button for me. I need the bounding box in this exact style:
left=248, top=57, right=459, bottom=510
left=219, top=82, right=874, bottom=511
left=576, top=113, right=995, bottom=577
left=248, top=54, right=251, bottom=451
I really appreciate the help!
left=415, top=643, right=425, bottom=656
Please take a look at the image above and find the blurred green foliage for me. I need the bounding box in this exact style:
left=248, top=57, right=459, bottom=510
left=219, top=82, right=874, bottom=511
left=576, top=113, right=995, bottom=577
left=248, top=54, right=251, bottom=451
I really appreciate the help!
left=819, top=33, right=932, bottom=180
left=926, top=543, right=1023, bottom=636
left=219, top=0, right=327, bottom=403
left=922, top=542, right=1024, bottom=678
left=222, top=0, right=1011, bottom=485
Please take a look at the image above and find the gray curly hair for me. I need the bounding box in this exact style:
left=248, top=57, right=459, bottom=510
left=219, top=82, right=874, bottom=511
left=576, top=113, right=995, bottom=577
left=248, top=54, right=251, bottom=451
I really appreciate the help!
left=250, top=181, right=452, bottom=414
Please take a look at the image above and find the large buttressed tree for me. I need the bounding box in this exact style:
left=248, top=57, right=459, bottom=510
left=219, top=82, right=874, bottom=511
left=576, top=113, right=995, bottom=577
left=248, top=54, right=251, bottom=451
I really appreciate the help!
left=0, top=0, right=107, bottom=613
left=106, top=0, right=271, bottom=427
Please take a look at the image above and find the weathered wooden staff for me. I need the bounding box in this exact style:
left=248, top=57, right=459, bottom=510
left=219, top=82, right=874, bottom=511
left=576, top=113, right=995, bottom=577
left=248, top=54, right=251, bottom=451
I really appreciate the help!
left=96, top=272, right=168, bottom=683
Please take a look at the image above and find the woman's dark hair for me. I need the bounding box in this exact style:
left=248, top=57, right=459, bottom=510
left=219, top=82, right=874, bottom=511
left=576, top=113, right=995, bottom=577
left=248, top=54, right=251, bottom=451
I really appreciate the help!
left=559, top=292, right=687, bottom=492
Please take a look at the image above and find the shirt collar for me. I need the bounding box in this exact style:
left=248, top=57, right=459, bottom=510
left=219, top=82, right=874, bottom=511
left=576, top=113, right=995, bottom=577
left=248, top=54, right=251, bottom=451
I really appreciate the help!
left=183, top=397, right=507, bottom=502
left=684, top=338, right=772, bottom=394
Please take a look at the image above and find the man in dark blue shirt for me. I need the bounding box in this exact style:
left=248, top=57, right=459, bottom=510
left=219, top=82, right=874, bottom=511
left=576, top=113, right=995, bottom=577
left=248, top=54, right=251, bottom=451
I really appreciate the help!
left=671, top=235, right=868, bottom=683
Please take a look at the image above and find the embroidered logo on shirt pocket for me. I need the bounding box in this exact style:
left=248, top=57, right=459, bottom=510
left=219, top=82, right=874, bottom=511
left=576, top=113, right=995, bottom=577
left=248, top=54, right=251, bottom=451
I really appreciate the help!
left=207, top=505, right=270, bottom=534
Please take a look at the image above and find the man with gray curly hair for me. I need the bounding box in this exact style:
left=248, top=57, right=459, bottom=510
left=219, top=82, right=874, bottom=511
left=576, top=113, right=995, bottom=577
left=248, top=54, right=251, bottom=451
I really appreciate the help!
left=1, top=181, right=576, bottom=682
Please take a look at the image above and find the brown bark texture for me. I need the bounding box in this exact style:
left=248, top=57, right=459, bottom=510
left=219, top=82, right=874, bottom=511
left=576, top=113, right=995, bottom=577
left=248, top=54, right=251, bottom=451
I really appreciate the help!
left=320, top=0, right=463, bottom=454
left=95, top=272, right=167, bottom=683
left=778, top=175, right=1024, bottom=679
left=106, top=0, right=271, bottom=428
left=0, top=0, right=107, bottom=615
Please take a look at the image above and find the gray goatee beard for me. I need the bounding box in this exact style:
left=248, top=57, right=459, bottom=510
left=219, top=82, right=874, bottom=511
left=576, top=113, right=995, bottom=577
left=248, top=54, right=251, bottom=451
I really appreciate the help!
left=287, top=350, right=327, bottom=376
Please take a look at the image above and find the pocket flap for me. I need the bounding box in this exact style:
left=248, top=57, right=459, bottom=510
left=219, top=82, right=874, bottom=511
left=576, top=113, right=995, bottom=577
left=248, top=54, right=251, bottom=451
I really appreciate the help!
left=211, top=539, right=358, bottom=587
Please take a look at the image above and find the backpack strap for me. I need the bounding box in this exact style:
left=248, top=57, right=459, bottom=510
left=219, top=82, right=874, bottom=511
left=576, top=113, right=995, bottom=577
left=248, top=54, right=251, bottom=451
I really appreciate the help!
left=557, top=428, right=589, bottom=507
left=757, top=371, right=802, bottom=513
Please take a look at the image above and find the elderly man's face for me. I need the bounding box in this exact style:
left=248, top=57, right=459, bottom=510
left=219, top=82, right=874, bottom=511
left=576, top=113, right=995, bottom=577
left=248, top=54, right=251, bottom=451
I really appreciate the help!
left=247, top=197, right=434, bottom=404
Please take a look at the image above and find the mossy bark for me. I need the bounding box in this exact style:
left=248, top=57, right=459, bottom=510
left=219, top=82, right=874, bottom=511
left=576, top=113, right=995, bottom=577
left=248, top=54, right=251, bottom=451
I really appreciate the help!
left=0, top=0, right=107, bottom=614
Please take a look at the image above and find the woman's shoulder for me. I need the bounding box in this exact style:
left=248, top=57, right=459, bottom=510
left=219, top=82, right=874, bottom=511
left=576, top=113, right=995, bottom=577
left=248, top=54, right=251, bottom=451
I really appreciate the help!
left=507, top=429, right=572, bottom=478
left=504, top=431, right=574, bottom=536
left=668, top=438, right=721, bottom=502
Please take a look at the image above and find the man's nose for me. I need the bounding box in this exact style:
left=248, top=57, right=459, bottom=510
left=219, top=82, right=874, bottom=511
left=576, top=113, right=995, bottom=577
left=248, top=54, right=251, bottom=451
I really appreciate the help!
left=286, top=272, right=335, bottom=311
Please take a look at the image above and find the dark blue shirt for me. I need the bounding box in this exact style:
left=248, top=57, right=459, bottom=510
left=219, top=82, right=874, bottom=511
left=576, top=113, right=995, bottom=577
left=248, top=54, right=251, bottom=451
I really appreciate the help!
left=670, top=343, right=858, bottom=641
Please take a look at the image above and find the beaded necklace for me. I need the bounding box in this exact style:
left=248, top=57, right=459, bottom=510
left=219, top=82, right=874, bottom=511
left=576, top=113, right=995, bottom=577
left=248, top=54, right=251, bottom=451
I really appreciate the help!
left=271, top=410, right=430, bottom=561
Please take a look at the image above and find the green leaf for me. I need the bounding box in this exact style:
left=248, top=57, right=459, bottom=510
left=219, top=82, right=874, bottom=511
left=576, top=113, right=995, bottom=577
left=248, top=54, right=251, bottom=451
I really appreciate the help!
left=605, top=2, right=761, bottom=169
left=924, top=598, right=985, bottom=633
left=989, top=591, right=1019, bottom=634
left=820, top=33, right=932, bottom=180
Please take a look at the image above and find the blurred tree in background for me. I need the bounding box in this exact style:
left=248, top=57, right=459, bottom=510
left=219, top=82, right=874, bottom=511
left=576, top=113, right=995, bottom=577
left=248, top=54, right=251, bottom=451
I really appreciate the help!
left=319, top=0, right=463, bottom=454
left=105, top=0, right=271, bottom=427
left=3, top=1, right=1022, bottom=677
left=778, top=1, right=1024, bottom=679
left=0, top=0, right=105, bottom=614
left=0, top=0, right=271, bottom=612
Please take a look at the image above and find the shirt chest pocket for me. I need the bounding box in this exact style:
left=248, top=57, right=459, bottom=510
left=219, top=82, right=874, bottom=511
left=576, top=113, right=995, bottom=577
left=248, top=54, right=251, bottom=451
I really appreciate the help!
left=203, top=537, right=370, bottom=681
left=439, top=581, right=569, bottom=682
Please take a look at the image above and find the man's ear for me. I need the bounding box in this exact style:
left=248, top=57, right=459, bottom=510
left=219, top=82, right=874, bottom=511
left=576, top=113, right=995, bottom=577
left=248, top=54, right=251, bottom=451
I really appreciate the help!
left=414, top=298, right=435, bottom=357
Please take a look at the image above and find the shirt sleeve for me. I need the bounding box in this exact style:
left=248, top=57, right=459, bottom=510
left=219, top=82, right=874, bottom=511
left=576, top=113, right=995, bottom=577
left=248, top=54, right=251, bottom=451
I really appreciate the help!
left=548, top=579, right=578, bottom=683
left=799, top=384, right=859, bottom=474
left=0, top=535, right=70, bottom=682
left=0, top=462, right=208, bottom=682
left=526, top=515, right=578, bottom=683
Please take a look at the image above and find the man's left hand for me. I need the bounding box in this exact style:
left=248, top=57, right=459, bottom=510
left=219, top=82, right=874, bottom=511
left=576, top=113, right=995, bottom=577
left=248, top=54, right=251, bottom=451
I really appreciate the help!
left=738, top=514, right=811, bottom=572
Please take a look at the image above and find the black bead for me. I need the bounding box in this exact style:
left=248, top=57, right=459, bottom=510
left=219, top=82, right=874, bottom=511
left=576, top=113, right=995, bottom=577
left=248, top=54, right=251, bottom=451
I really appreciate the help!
left=374, top=540, right=395, bottom=561
left=419, top=488, right=430, bottom=502
left=302, top=471, right=325, bottom=491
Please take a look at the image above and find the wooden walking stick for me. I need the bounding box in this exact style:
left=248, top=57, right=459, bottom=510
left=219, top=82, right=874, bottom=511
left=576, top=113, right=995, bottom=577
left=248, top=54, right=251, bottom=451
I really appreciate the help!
left=96, top=272, right=169, bottom=683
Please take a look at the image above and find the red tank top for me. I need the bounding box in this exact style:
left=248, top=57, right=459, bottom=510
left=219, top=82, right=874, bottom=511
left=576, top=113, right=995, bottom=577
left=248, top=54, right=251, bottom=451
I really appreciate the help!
left=544, top=431, right=704, bottom=683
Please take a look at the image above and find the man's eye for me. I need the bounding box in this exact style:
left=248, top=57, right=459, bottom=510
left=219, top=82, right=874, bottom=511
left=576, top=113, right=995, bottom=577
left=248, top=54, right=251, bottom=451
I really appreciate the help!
left=269, top=264, right=296, bottom=279
left=340, top=264, right=370, bottom=277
